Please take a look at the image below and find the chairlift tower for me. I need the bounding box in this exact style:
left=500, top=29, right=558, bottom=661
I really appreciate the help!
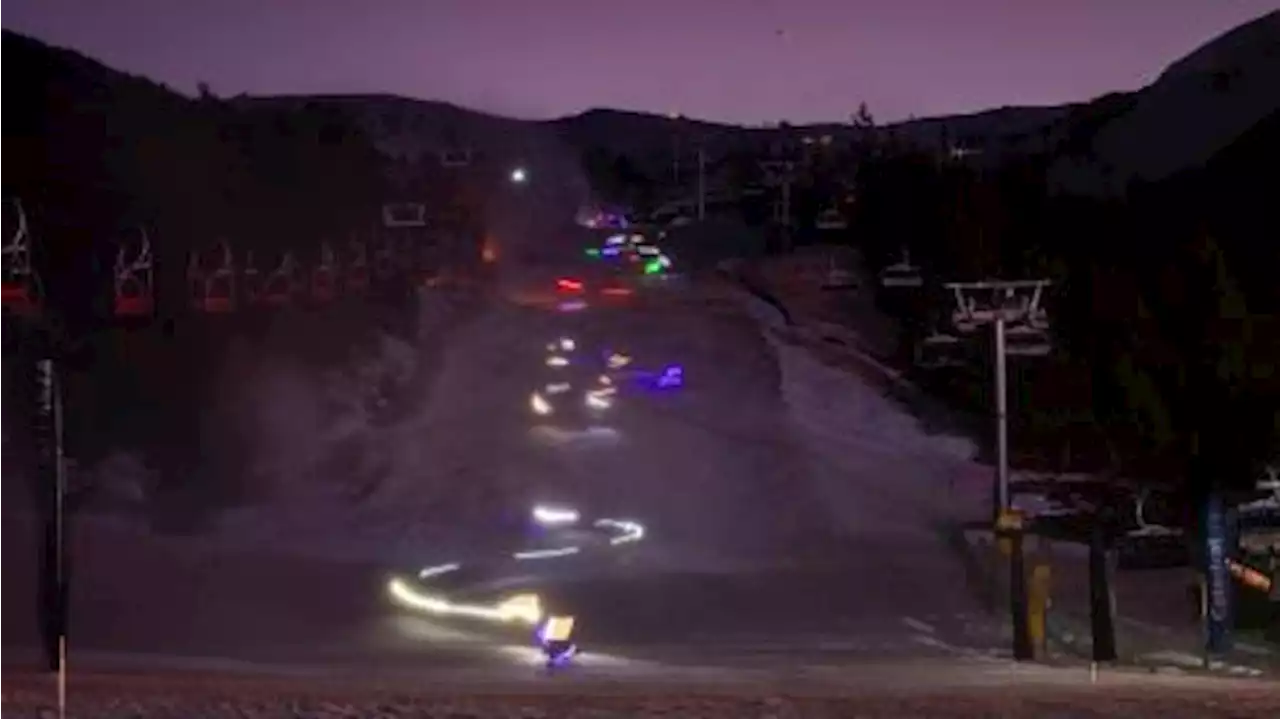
left=760, top=160, right=796, bottom=229
left=944, top=279, right=1054, bottom=517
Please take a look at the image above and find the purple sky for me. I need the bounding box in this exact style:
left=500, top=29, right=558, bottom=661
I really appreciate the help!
left=4, top=0, right=1274, bottom=124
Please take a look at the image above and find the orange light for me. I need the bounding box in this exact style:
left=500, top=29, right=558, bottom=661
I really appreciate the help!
left=601, top=286, right=632, bottom=296
left=1228, top=559, right=1273, bottom=593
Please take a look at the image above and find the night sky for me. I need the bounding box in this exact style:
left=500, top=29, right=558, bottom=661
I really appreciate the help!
left=4, top=0, right=1274, bottom=123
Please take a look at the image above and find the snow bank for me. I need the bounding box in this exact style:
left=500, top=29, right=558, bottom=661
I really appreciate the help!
left=7, top=288, right=496, bottom=564
left=209, top=290, right=494, bottom=563
left=735, top=289, right=986, bottom=538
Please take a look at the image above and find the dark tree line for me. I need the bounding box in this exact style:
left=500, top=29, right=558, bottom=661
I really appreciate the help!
left=848, top=106, right=1279, bottom=499
left=4, top=32, right=388, bottom=324
left=3, top=31, right=393, bottom=515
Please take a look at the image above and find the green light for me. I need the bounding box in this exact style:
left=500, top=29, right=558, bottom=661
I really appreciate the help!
left=644, top=260, right=662, bottom=275
left=585, top=248, right=600, bottom=257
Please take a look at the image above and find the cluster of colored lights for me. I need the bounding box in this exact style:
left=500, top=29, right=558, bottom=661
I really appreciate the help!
left=585, top=235, right=673, bottom=275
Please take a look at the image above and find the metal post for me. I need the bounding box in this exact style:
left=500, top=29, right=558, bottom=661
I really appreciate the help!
left=1089, top=519, right=1118, bottom=661
left=994, top=316, right=1010, bottom=513
left=52, top=357, right=68, bottom=700
left=780, top=172, right=792, bottom=234
left=697, top=147, right=706, bottom=221
left=36, top=358, right=68, bottom=678
left=1009, top=528, right=1034, bottom=660
left=672, top=130, right=680, bottom=184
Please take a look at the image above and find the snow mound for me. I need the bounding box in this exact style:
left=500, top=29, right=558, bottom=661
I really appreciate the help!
left=768, top=333, right=984, bottom=537
left=732, top=288, right=984, bottom=536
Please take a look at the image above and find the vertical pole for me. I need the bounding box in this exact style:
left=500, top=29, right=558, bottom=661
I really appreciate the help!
left=778, top=170, right=788, bottom=226
left=994, top=316, right=1010, bottom=514
left=672, top=131, right=680, bottom=185
left=697, top=147, right=706, bottom=221
left=1203, top=489, right=1233, bottom=655
left=53, top=359, right=68, bottom=704
left=1010, top=528, right=1033, bottom=660
left=1089, top=519, right=1118, bottom=661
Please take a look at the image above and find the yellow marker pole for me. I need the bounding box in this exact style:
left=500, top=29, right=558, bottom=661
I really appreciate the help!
left=997, top=509, right=1034, bottom=660
left=1028, top=560, right=1051, bottom=657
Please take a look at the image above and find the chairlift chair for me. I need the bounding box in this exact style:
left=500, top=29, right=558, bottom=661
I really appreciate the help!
left=262, top=252, right=301, bottom=307
left=820, top=255, right=859, bottom=290
left=346, top=239, right=370, bottom=294
left=382, top=203, right=427, bottom=228
left=1116, top=487, right=1183, bottom=547
left=190, top=242, right=237, bottom=313
left=311, top=243, right=338, bottom=304
left=1003, top=322, right=1052, bottom=357
left=949, top=292, right=981, bottom=333
left=2, top=198, right=39, bottom=316
left=112, top=228, right=154, bottom=317
left=440, top=148, right=473, bottom=168
left=878, top=248, right=923, bottom=289
left=373, top=240, right=398, bottom=281
left=914, top=329, right=966, bottom=370
left=241, top=251, right=263, bottom=306
left=814, top=207, right=848, bottom=231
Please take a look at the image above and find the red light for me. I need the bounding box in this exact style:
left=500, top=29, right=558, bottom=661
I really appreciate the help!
left=556, top=278, right=584, bottom=292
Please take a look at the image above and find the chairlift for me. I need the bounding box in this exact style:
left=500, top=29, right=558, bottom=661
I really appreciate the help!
left=820, top=255, right=859, bottom=290
left=948, top=285, right=1012, bottom=330
left=382, top=203, right=427, bottom=228
left=1125, top=487, right=1182, bottom=539
left=311, top=243, right=338, bottom=304
left=1027, top=305, right=1050, bottom=330
left=262, top=252, right=301, bottom=307
left=189, top=241, right=237, bottom=313
left=241, top=251, right=264, bottom=306
left=373, top=239, right=398, bottom=280
left=878, top=248, right=923, bottom=289
left=2, top=198, right=41, bottom=316
left=113, top=227, right=154, bottom=317
left=914, top=330, right=966, bottom=370
left=346, top=238, right=370, bottom=293
left=1004, top=322, right=1052, bottom=357
left=814, top=207, right=848, bottom=231
left=439, top=148, right=473, bottom=168
left=949, top=291, right=978, bottom=333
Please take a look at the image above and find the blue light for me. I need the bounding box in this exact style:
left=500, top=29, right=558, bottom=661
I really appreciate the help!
left=655, top=365, right=684, bottom=389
